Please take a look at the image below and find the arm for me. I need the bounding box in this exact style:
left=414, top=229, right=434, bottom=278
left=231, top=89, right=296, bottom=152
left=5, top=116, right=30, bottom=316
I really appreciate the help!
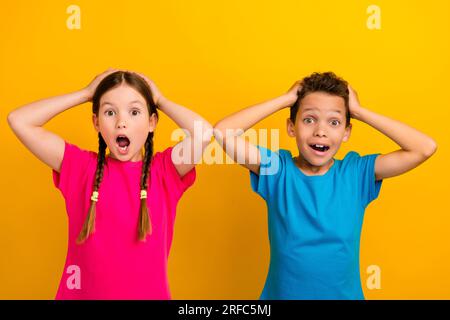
left=348, top=86, right=437, bottom=181
left=7, top=69, right=117, bottom=172
left=214, top=81, right=301, bottom=174
left=138, top=74, right=213, bottom=177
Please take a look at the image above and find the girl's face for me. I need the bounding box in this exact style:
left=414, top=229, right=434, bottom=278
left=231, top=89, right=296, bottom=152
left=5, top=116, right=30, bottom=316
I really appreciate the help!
left=92, top=84, right=157, bottom=162
left=287, top=91, right=351, bottom=173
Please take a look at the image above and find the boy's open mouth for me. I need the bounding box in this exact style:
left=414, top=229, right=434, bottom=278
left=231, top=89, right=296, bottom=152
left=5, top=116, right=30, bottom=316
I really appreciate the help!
left=309, top=144, right=330, bottom=153
left=116, top=135, right=131, bottom=154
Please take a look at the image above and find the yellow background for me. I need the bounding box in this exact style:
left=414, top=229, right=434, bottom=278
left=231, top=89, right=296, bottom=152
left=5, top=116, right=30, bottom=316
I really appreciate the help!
left=1, top=0, right=449, bottom=299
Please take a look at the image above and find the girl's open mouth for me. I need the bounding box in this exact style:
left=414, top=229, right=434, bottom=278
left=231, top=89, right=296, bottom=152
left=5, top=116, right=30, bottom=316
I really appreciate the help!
left=116, top=135, right=131, bottom=155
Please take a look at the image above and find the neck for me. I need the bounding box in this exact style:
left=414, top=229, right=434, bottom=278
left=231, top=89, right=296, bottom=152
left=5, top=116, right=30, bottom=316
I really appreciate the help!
left=108, top=150, right=143, bottom=162
left=294, top=154, right=334, bottom=176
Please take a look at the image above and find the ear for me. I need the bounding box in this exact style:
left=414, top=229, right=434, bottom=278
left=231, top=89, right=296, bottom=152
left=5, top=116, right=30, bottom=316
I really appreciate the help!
left=342, top=123, right=352, bottom=142
left=92, top=114, right=100, bottom=132
left=148, top=113, right=158, bottom=133
left=286, top=118, right=296, bottom=138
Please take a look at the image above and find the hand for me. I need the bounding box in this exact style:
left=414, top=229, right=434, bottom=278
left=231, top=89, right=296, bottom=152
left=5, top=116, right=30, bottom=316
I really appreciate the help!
left=348, top=85, right=364, bottom=119
left=134, top=72, right=163, bottom=107
left=84, top=68, right=118, bottom=101
left=285, top=80, right=302, bottom=107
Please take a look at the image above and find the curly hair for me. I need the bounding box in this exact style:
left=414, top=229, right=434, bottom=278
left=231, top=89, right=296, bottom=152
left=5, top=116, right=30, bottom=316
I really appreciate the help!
left=290, top=72, right=350, bottom=127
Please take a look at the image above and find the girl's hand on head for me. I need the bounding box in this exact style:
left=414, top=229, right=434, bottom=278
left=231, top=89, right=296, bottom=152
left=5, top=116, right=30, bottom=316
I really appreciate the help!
left=285, top=80, right=302, bottom=107
left=348, top=85, right=364, bottom=120
left=84, top=68, right=118, bottom=101
left=134, top=73, right=163, bottom=107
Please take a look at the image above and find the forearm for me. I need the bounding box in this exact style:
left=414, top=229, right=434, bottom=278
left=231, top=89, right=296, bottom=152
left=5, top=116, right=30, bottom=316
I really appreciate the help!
left=158, top=96, right=213, bottom=175
left=157, top=96, right=212, bottom=139
left=212, top=94, right=293, bottom=173
left=8, top=89, right=90, bottom=127
left=354, top=107, right=437, bottom=156
left=214, top=94, right=293, bottom=136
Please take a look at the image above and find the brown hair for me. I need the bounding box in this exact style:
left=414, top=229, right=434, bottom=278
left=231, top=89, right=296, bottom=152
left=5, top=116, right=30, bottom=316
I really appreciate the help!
left=290, top=72, right=351, bottom=127
left=76, top=71, right=158, bottom=244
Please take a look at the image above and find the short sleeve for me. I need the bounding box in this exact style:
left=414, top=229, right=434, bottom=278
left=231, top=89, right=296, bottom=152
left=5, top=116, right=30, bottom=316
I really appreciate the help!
left=52, top=142, right=95, bottom=199
left=250, top=146, right=283, bottom=200
left=354, top=153, right=383, bottom=208
left=153, top=147, right=196, bottom=202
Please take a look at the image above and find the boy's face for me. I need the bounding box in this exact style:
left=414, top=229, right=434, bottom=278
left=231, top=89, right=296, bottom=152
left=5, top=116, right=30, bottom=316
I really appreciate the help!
left=287, top=91, right=351, bottom=167
left=92, top=84, right=157, bottom=162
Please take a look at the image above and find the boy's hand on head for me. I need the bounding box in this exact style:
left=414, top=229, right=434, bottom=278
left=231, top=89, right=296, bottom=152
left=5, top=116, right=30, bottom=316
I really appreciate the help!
left=285, top=80, right=302, bottom=107
left=348, top=85, right=364, bottom=120
left=134, top=72, right=163, bottom=107
left=84, top=68, right=118, bottom=101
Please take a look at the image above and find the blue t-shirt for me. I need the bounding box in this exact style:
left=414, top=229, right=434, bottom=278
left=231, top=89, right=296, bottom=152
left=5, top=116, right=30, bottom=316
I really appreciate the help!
left=250, top=147, right=383, bottom=300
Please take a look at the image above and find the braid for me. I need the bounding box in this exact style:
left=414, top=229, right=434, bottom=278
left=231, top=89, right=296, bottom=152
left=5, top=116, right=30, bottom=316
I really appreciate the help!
left=138, top=132, right=154, bottom=241
left=76, top=133, right=107, bottom=244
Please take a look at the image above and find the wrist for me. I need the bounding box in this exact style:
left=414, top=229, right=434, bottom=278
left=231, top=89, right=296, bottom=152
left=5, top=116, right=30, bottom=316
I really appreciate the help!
left=156, top=95, right=167, bottom=109
left=351, top=106, right=367, bottom=121
left=279, top=94, right=296, bottom=110
left=80, top=87, right=93, bottom=102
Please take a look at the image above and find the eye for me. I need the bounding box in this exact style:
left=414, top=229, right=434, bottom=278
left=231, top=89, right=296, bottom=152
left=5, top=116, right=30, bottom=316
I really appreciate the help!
left=303, top=117, right=314, bottom=124
left=330, top=119, right=341, bottom=126
left=105, top=110, right=115, bottom=116
left=131, top=109, right=141, bottom=116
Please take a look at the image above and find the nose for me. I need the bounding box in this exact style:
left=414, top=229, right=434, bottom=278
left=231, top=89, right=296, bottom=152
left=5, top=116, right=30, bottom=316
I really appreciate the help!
left=116, top=119, right=127, bottom=129
left=313, top=123, right=327, bottom=138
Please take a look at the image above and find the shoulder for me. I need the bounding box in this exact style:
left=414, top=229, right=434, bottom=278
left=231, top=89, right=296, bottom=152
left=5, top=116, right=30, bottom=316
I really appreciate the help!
left=60, top=141, right=98, bottom=169
left=341, top=151, right=380, bottom=163
left=52, top=141, right=98, bottom=193
left=339, top=151, right=362, bottom=166
left=150, top=146, right=173, bottom=168
left=278, top=148, right=293, bottom=159
left=342, top=151, right=361, bottom=160
left=150, top=146, right=190, bottom=179
left=150, top=146, right=196, bottom=197
left=258, top=147, right=292, bottom=162
left=339, top=150, right=381, bottom=174
left=255, top=147, right=292, bottom=177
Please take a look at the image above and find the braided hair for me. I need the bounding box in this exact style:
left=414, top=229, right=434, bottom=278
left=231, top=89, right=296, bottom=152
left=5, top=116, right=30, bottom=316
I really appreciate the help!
left=138, top=132, right=154, bottom=240
left=76, top=133, right=107, bottom=244
left=77, top=71, right=158, bottom=244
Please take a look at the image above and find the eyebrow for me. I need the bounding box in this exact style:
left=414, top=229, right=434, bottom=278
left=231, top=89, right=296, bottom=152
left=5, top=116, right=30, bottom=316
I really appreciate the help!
left=129, top=100, right=144, bottom=106
left=101, top=101, right=115, bottom=107
left=302, top=107, right=342, bottom=114
left=101, top=100, right=144, bottom=107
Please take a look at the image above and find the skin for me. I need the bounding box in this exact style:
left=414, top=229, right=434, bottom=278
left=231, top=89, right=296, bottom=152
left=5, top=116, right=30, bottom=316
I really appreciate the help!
left=347, top=85, right=437, bottom=180
left=214, top=80, right=437, bottom=181
left=7, top=69, right=213, bottom=178
left=287, top=92, right=351, bottom=175
left=92, top=83, right=157, bottom=162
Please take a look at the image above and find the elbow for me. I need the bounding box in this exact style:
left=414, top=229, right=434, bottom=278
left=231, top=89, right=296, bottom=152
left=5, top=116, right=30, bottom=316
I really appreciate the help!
left=202, top=123, right=214, bottom=143
left=212, top=122, right=226, bottom=140
left=191, top=122, right=214, bottom=144
left=212, top=121, right=243, bottom=142
left=422, top=138, right=438, bottom=159
left=213, top=120, right=223, bottom=132
left=7, top=111, right=18, bottom=129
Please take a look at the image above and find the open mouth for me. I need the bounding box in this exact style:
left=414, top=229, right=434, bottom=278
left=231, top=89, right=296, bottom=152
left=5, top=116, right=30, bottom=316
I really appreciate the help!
left=309, top=144, right=330, bottom=153
left=116, top=135, right=131, bottom=154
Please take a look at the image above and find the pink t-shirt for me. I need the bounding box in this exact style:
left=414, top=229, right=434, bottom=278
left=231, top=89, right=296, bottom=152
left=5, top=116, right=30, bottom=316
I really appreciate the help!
left=52, top=142, right=196, bottom=300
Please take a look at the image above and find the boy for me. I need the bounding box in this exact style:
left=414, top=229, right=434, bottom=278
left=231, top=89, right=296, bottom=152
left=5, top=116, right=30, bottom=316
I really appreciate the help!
left=214, top=72, right=437, bottom=299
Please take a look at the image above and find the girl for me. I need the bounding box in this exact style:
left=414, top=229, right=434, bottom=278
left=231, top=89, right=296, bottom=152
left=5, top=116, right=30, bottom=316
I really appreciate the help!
left=7, top=69, right=213, bottom=299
